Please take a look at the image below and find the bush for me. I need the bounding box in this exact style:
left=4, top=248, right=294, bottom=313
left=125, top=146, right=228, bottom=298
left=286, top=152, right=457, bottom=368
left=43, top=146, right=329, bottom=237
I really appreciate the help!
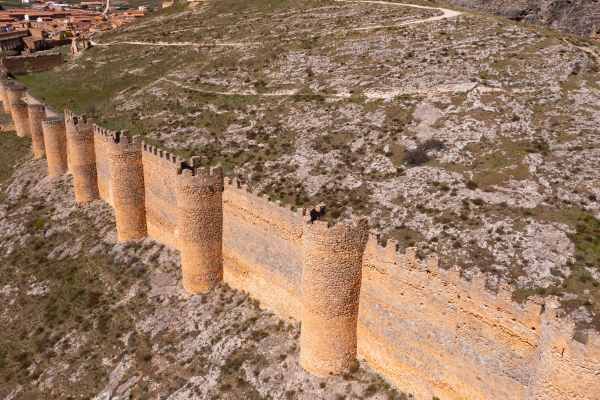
left=405, top=139, right=445, bottom=166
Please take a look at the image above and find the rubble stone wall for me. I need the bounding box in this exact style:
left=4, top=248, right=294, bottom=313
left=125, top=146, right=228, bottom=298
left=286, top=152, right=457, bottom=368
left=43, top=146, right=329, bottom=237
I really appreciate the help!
left=27, top=103, right=46, bottom=159
left=65, top=110, right=98, bottom=204
left=93, top=125, right=113, bottom=205
left=42, top=117, right=68, bottom=177
left=0, top=53, right=63, bottom=75
left=3, top=99, right=599, bottom=400
left=141, top=144, right=180, bottom=249
left=222, top=181, right=305, bottom=320
left=176, top=165, right=224, bottom=294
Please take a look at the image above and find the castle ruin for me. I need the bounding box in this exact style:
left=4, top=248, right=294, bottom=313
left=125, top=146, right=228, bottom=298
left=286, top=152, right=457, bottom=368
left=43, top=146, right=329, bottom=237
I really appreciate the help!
left=0, top=80, right=599, bottom=400
left=27, top=102, right=46, bottom=159
left=65, top=110, right=99, bottom=204
left=41, top=117, right=68, bottom=178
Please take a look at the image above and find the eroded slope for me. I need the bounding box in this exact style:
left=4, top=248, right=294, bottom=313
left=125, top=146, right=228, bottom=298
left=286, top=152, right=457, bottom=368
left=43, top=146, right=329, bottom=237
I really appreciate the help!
left=19, top=0, right=600, bottom=326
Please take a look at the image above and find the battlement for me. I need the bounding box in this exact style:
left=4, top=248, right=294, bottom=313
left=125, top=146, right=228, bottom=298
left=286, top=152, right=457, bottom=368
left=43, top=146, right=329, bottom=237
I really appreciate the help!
left=9, top=100, right=28, bottom=110
left=64, top=109, right=93, bottom=131
left=142, top=141, right=184, bottom=166
left=177, top=162, right=225, bottom=192
left=224, top=176, right=307, bottom=220
left=4, top=77, right=599, bottom=400
left=27, top=102, right=45, bottom=111
left=93, top=125, right=142, bottom=153
left=42, top=117, right=65, bottom=127
left=93, top=124, right=121, bottom=142
left=363, top=236, right=544, bottom=320
left=303, top=209, right=369, bottom=246
left=5, top=81, right=26, bottom=92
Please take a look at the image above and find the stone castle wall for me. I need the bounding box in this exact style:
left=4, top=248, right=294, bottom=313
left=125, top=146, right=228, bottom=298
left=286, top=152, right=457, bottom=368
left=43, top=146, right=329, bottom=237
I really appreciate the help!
left=0, top=53, right=63, bottom=75
left=141, top=144, right=181, bottom=248
left=1, top=92, right=598, bottom=400
left=222, top=179, right=305, bottom=320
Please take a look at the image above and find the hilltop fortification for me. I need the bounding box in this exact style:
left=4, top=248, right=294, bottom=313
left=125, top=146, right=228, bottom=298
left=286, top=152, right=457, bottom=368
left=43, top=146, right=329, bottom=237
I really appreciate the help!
left=1, top=86, right=598, bottom=400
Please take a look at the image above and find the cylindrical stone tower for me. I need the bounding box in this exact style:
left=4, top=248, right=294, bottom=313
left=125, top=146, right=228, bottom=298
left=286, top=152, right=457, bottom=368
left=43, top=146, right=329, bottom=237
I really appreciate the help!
left=42, top=117, right=68, bottom=177
left=28, top=103, right=46, bottom=159
left=10, top=100, right=31, bottom=138
left=175, top=163, right=224, bottom=294
left=0, top=80, right=11, bottom=114
left=5, top=82, right=27, bottom=115
left=65, top=110, right=99, bottom=204
left=300, top=215, right=369, bottom=376
left=108, top=132, right=147, bottom=241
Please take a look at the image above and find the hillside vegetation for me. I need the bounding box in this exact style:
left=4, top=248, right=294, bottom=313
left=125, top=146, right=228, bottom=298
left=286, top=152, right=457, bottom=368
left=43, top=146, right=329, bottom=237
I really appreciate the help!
left=17, top=0, right=600, bottom=328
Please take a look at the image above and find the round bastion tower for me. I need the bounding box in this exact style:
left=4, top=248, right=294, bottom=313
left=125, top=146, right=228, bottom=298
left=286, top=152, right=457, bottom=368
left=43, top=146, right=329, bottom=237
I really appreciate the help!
left=175, top=161, right=224, bottom=294
left=0, top=80, right=11, bottom=114
left=10, top=100, right=31, bottom=138
left=6, top=83, right=30, bottom=137
left=108, top=132, right=147, bottom=241
left=5, top=81, right=27, bottom=110
left=27, top=103, right=46, bottom=159
left=300, top=213, right=369, bottom=376
left=42, top=117, right=68, bottom=177
left=65, top=111, right=99, bottom=204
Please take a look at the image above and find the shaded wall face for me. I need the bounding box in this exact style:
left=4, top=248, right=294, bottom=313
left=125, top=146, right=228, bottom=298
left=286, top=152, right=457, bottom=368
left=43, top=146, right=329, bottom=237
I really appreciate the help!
left=142, top=150, right=178, bottom=248
left=222, top=184, right=304, bottom=320
left=357, top=243, right=542, bottom=400
left=94, top=137, right=112, bottom=205
left=527, top=314, right=600, bottom=400
left=28, top=105, right=46, bottom=159
left=85, top=126, right=600, bottom=400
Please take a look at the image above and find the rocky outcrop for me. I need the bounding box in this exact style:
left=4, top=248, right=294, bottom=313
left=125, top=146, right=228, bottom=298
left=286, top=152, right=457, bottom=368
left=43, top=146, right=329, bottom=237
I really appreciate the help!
left=447, top=0, right=600, bottom=37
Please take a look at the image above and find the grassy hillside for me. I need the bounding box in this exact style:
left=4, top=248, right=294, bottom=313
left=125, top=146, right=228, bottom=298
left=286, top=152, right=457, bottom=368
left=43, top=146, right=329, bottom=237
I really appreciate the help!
left=17, top=0, right=600, bottom=328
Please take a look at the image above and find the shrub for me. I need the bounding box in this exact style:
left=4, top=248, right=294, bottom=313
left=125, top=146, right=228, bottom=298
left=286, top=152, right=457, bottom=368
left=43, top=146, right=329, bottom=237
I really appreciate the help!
left=405, top=139, right=445, bottom=166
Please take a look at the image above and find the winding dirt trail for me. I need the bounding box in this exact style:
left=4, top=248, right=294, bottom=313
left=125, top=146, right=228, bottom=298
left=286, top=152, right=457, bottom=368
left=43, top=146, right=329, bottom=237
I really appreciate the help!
left=95, top=1, right=466, bottom=100
left=92, top=0, right=462, bottom=47
left=335, top=0, right=462, bottom=31
left=90, top=40, right=250, bottom=47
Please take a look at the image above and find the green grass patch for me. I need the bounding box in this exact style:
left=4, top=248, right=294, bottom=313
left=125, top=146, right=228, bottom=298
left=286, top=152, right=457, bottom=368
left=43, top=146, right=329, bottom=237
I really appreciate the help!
left=0, top=134, right=31, bottom=184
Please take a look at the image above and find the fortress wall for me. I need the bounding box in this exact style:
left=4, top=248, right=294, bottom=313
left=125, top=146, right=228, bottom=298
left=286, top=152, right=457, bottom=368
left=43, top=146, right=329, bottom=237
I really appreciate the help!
left=93, top=125, right=113, bottom=205
left=141, top=144, right=180, bottom=249
left=358, top=240, right=544, bottom=400
left=222, top=180, right=305, bottom=320
left=1, top=53, right=63, bottom=75
left=3, top=79, right=599, bottom=400
left=527, top=304, right=600, bottom=400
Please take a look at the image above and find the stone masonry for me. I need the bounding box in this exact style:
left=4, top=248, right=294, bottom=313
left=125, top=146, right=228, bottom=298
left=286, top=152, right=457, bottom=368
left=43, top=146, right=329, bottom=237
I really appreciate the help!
left=175, top=161, right=224, bottom=294
left=41, top=117, right=68, bottom=177
left=106, top=130, right=147, bottom=241
left=300, top=214, right=369, bottom=376
left=1, top=92, right=599, bottom=399
left=9, top=100, right=30, bottom=138
left=65, top=110, right=99, bottom=204
left=4, top=81, right=27, bottom=112
left=0, top=79, right=11, bottom=114
left=27, top=102, right=46, bottom=159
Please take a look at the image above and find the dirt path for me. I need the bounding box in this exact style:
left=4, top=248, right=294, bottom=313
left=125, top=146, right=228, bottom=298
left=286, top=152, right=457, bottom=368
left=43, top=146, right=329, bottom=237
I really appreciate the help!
left=335, top=0, right=462, bottom=31
left=92, top=0, right=462, bottom=47
left=90, top=40, right=251, bottom=47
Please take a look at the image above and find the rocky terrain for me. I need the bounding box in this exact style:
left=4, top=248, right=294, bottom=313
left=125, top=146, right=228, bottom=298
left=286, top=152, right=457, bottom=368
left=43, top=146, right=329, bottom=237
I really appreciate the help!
left=445, top=0, right=600, bottom=37
left=15, top=0, right=600, bottom=332
left=0, top=134, right=407, bottom=399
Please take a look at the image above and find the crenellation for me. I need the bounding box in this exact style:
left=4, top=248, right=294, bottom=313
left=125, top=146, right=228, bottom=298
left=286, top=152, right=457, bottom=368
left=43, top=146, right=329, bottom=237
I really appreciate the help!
left=176, top=163, right=224, bottom=294
left=27, top=102, right=46, bottom=159
left=65, top=109, right=99, bottom=204
left=300, top=215, right=369, bottom=376
left=3, top=76, right=599, bottom=399
left=10, top=100, right=31, bottom=138
left=0, top=79, right=11, bottom=114
left=42, top=116, right=68, bottom=177
left=108, top=130, right=147, bottom=241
